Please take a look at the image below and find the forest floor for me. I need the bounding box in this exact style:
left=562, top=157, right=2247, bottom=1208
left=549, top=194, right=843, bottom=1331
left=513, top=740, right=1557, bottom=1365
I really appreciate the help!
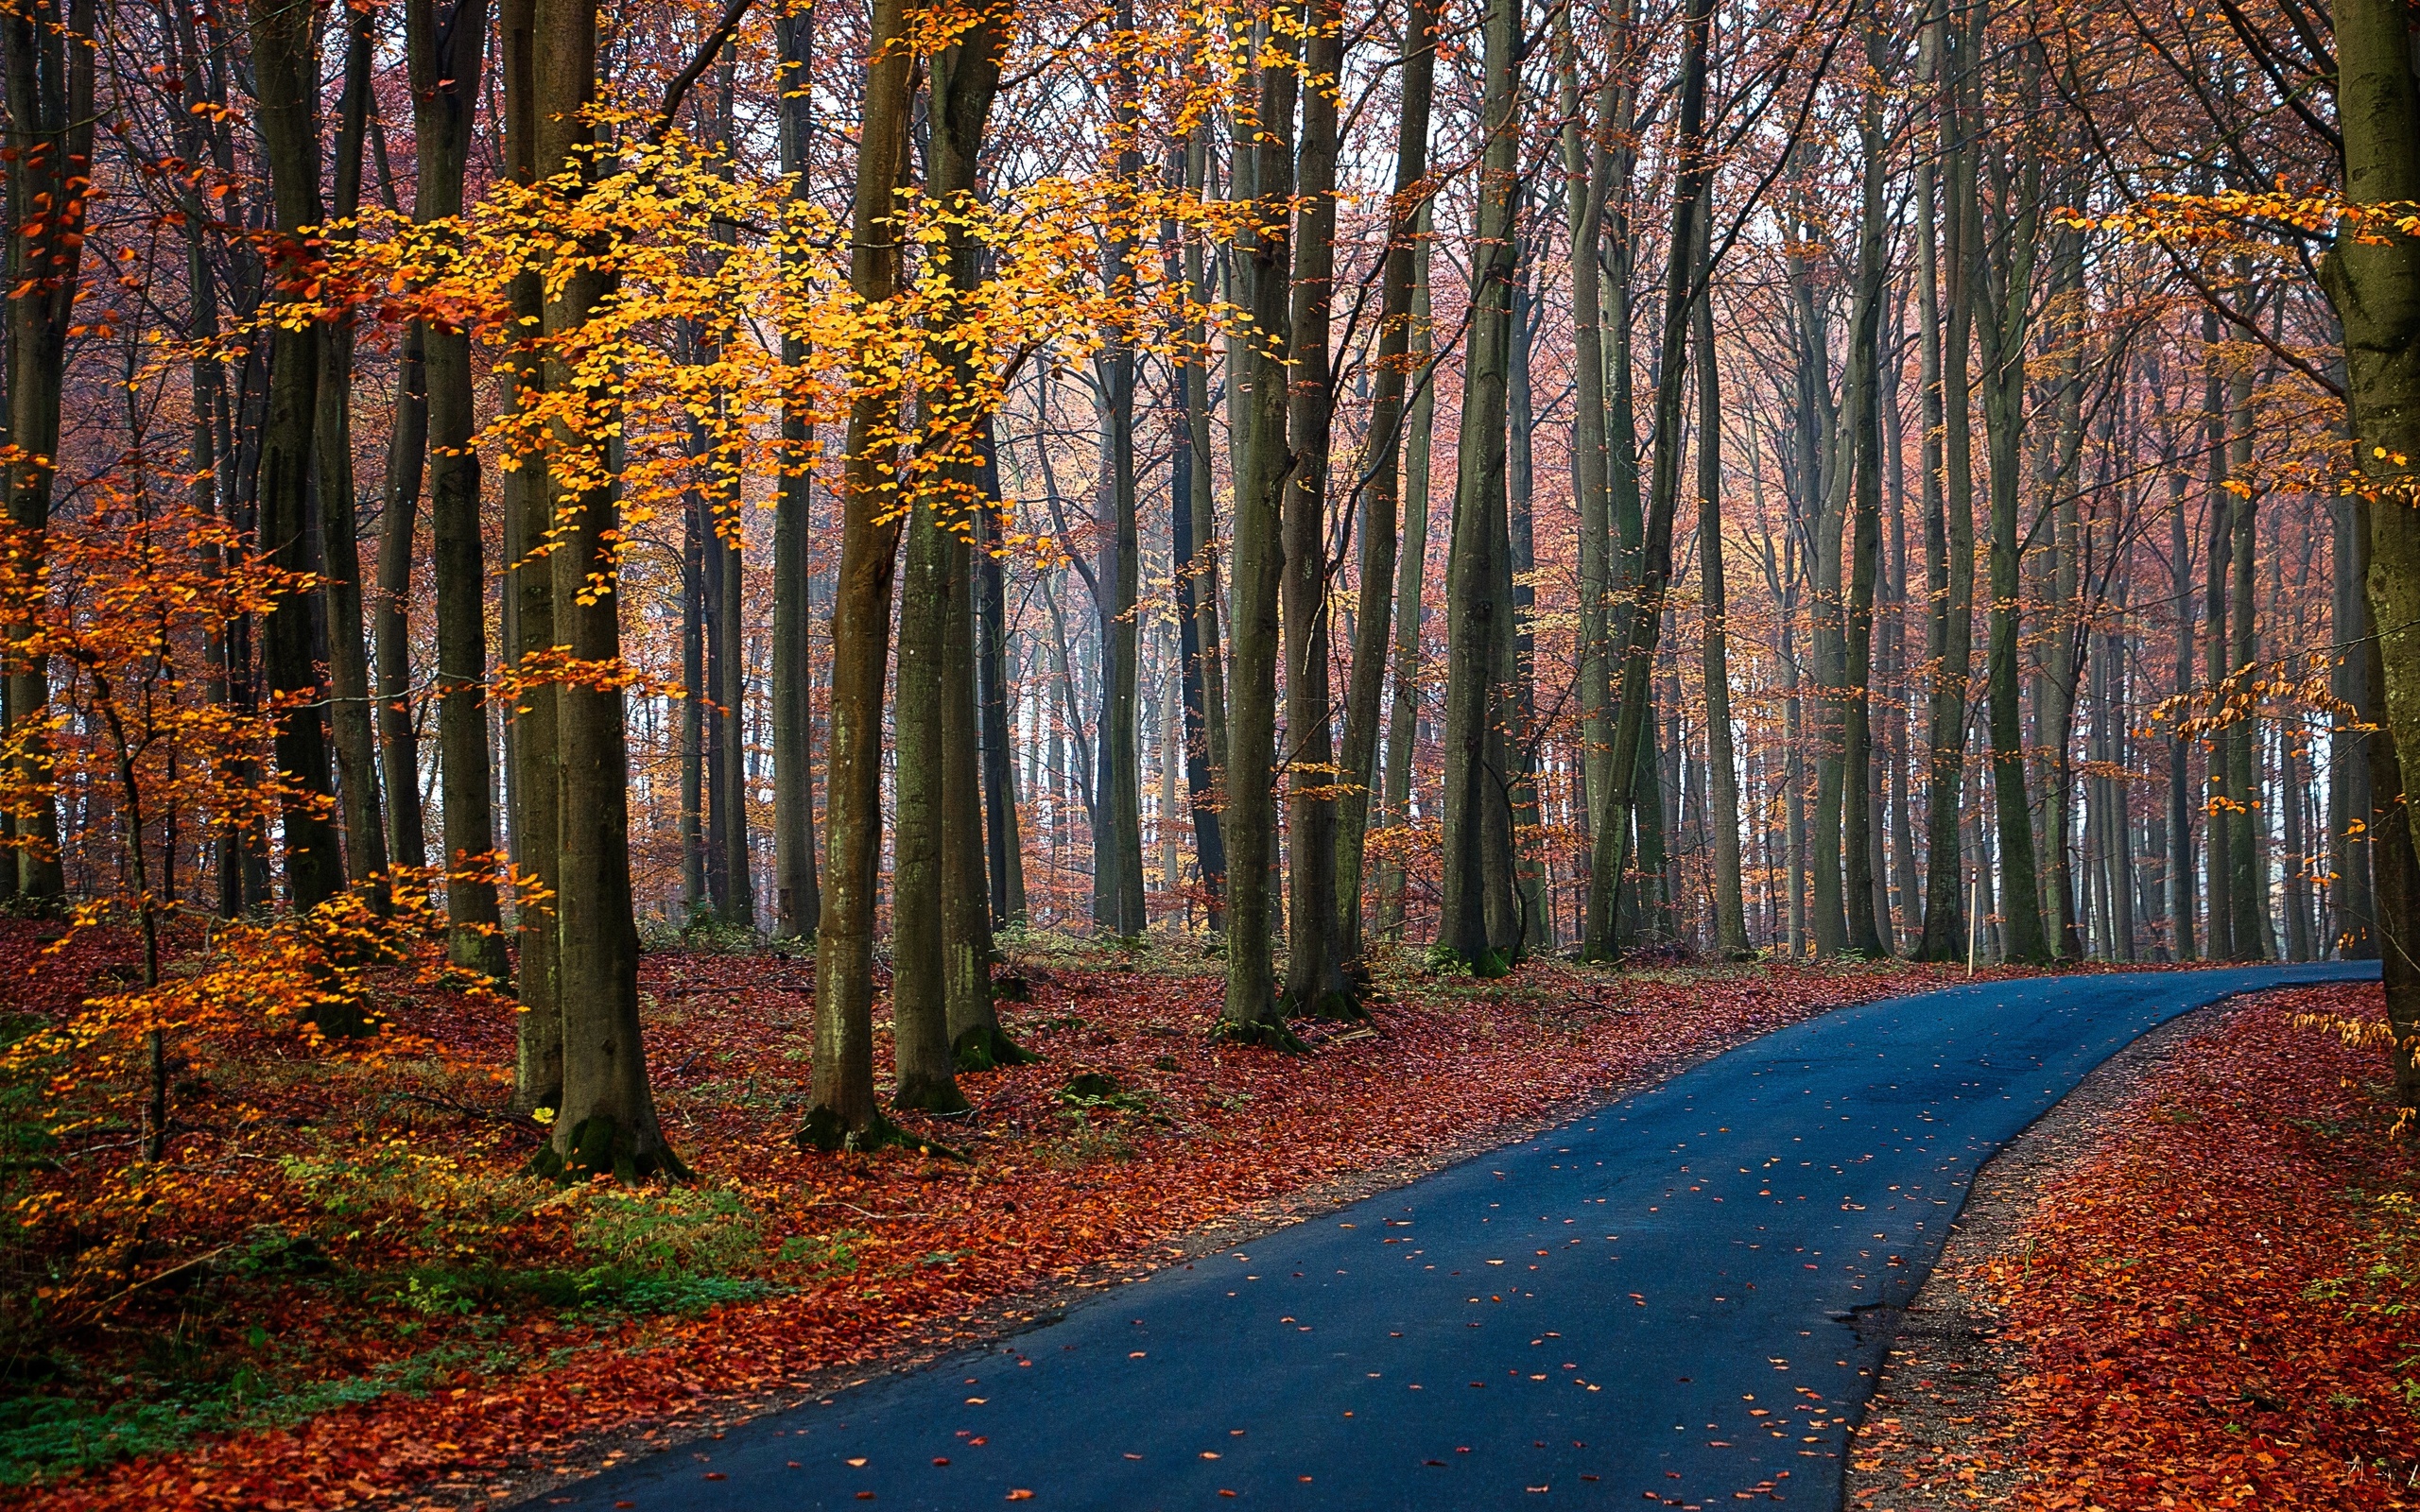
left=0, top=913, right=2045, bottom=1512
left=1845, top=980, right=2420, bottom=1511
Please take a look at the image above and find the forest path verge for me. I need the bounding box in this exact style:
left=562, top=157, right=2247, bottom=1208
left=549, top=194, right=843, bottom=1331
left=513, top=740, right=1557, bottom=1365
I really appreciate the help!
left=545, top=963, right=2377, bottom=1512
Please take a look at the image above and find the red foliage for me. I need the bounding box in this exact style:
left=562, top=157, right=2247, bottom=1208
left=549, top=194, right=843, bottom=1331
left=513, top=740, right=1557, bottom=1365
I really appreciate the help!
left=10, top=946, right=2031, bottom=1512
left=1855, top=985, right=2420, bottom=1510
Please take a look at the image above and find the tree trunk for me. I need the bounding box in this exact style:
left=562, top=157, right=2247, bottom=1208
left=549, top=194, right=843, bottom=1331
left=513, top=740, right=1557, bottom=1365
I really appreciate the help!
left=1440, top=0, right=1525, bottom=969
left=1972, top=43, right=2048, bottom=962
left=2224, top=355, right=2264, bottom=959
left=1282, top=0, right=1349, bottom=1009
left=771, top=3, right=822, bottom=940
left=1841, top=16, right=1892, bottom=959
left=2200, top=306, right=2237, bottom=960
left=2331, top=487, right=2375, bottom=958
left=0, top=0, right=91, bottom=904
left=1334, top=0, right=1436, bottom=966
left=802, top=0, right=925, bottom=1143
left=376, top=323, right=430, bottom=876
left=411, top=0, right=508, bottom=971
left=975, top=426, right=1025, bottom=926
left=1091, top=5, right=1147, bottom=940
left=1174, top=109, right=1225, bottom=930
left=1692, top=207, right=1747, bottom=956
left=892, top=480, right=967, bottom=1111
left=245, top=0, right=345, bottom=913
left=1915, top=0, right=1976, bottom=961
left=1589, top=0, right=1710, bottom=962
left=2163, top=380, right=2197, bottom=960
left=533, top=0, right=677, bottom=1178
left=497, top=0, right=559, bottom=1113
left=317, top=2, right=386, bottom=891
left=1218, top=4, right=1301, bottom=1038
left=1376, top=215, right=1436, bottom=941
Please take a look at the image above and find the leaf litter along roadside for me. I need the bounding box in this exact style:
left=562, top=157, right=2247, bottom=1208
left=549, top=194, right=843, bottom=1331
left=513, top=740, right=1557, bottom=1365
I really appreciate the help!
left=0, top=919, right=2051, bottom=1512
left=1847, top=983, right=2420, bottom=1512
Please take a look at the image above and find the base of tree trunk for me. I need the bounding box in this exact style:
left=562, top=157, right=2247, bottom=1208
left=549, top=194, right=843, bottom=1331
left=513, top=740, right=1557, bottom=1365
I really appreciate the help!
left=793, top=1105, right=935, bottom=1156
left=1210, top=1014, right=1308, bottom=1053
left=953, top=1024, right=1039, bottom=1073
left=892, top=1074, right=972, bottom=1116
left=529, top=1114, right=686, bottom=1185
left=1281, top=987, right=1364, bottom=1022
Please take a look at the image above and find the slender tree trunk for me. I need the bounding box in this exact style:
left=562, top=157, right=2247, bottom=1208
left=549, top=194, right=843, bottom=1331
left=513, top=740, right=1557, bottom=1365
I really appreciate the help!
left=1091, top=2, right=1147, bottom=939
left=376, top=324, right=430, bottom=875
left=1562, top=10, right=1621, bottom=953
left=709, top=45, right=753, bottom=933
left=2162, top=379, right=2197, bottom=960
left=1972, top=43, right=2047, bottom=962
left=682, top=490, right=707, bottom=913
left=1335, top=0, right=1435, bottom=966
left=976, top=427, right=1025, bottom=925
left=1692, top=208, right=1747, bottom=955
left=2201, top=306, right=2237, bottom=960
left=803, top=0, right=925, bottom=1142
left=317, top=3, right=386, bottom=890
left=1282, top=0, right=1349, bottom=1008
left=1440, top=0, right=1525, bottom=968
left=411, top=0, right=508, bottom=971
left=497, top=0, right=559, bottom=1112
left=244, top=0, right=345, bottom=913
left=2225, top=356, right=2264, bottom=959
left=1218, top=3, right=1302, bottom=1036
left=1588, top=0, right=1709, bottom=962
left=1916, top=0, right=1976, bottom=960
left=1586, top=6, right=1645, bottom=951
left=1174, top=112, right=1226, bottom=930
left=1841, top=14, right=1892, bottom=959
left=771, top=4, right=822, bottom=940
left=533, top=0, right=678, bottom=1178
left=2331, top=486, right=2376, bottom=958
left=1376, top=218, right=1435, bottom=940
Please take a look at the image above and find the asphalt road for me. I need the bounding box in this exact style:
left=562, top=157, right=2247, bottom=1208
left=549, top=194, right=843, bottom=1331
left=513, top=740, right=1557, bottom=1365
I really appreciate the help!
left=546, top=962, right=2377, bottom=1512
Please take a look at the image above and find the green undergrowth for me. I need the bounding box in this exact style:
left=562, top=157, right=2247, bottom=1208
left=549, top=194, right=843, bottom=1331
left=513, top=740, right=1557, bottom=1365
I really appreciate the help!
left=0, top=1339, right=526, bottom=1485
left=0, top=1144, right=884, bottom=1486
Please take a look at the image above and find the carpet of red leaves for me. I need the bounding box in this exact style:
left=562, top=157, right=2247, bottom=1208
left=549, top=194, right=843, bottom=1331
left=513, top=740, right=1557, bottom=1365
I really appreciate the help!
left=1852, top=984, right=2420, bottom=1511
left=0, top=926, right=2024, bottom=1512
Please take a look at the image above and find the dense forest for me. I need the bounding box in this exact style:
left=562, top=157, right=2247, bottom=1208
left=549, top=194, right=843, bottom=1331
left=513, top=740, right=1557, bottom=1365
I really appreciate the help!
left=3, top=0, right=2417, bottom=1182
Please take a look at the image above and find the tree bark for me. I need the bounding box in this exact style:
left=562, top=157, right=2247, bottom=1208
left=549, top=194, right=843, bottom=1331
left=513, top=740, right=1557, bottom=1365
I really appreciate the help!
left=317, top=1, right=386, bottom=891
left=1915, top=0, right=1977, bottom=961
left=1376, top=215, right=1436, bottom=941
left=1091, top=0, right=1147, bottom=939
left=1439, top=0, right=1526, bottom=969
left=1587, top=0, right=1709, bottom=963
left=1173, top=108, right=1226, bottom=930
left=1218, top=1, right=1302, bottom=1037
left=0, top=0, right=91, bottom=903
left=771, top=3, right=822, bottom=941
left=1281, top=0, right=1350, bottom=1009
left=533, top=0, right=678, bottom=1178
left=1692, top=206, right=1747, bottom=955
left=1841, top=13, right=1892, bottom=959
left=411, top=0, right=509, bottom=972
left=244, top=0, right=345, bottom=913
left=1334, top=0, right=1436, bottom=967
left=1971, top=40, right=2048, bottom=962
left=497, top=0, right=560, bottom=1113
left=803, top=0, right=924, bottom=1143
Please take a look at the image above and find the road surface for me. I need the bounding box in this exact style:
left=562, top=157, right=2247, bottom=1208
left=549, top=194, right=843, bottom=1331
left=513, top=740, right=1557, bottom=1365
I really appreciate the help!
left=546, top=962, right=2377, bottom=1511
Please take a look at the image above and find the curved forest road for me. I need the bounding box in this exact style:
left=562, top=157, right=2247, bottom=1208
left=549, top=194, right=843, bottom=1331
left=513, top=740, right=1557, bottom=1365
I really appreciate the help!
left=547, top=963, right=2377, bottom=1512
